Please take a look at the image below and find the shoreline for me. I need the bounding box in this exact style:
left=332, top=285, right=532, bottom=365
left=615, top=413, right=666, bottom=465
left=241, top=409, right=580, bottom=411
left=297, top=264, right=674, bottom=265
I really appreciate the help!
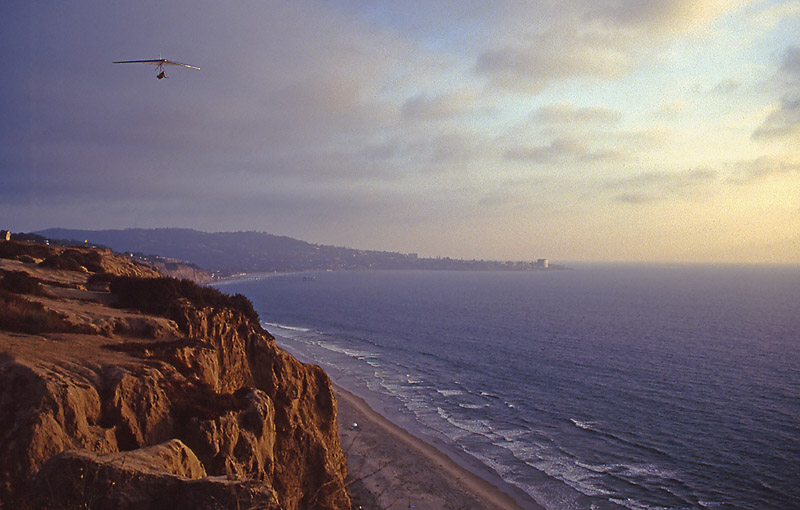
left=211, top=266, right=568, bottom=284
left=271, top=332, right=546, bottom=509
left=334, top=383, right=545, bottom=510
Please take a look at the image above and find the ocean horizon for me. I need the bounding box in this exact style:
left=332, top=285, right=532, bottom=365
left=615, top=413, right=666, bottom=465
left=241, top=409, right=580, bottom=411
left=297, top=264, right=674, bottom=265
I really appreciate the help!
left=215, top=264, right=800, bottom=510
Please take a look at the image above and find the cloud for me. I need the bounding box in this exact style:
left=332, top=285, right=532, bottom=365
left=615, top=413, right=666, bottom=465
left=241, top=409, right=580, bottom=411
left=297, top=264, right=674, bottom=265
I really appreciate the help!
left=710, top=78, right=741, bottom=94
left=398, top=132, right=487, bottom=166
left=656, top=100, right=689, bottom=117
left=603, top=155, right=800, bottom=206
left=1, top=1, right=434, bottom=216
left=401, top=91, right=474, bottom=121
left=2, top=0, right=795, bottom=262
left=426, top=133, right=483, bottom=163
left=615, top=192, right=661, bottom=204
left=602, top=167, right=718, bottom=203
left=616, top=127, right=674, bottom=152
left=472, top=0, right=744, bottom=93
left=583, top=0, right=741, bottom=32
left=605, top=168, right=717, bottom=187
left=752, top=47, right=800, bottom=143
left=506, top=138, right=625, bottom=164
left=474, top=29, right=629, bottom=92
left=751, top=1, right=800, bottom=28
left=752, top=98, right=800, bottom=141
left=727, top=156, right=800, bottom=184
left=531, top=103, right=623, bottom=125
left=783, top=45, right=800, bottom=76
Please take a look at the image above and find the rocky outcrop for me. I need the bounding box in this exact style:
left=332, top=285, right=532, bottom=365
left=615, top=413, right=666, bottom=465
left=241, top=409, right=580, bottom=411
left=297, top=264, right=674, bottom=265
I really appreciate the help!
left=148, top=259, right=213, bottom=284
left=33, top=440, right=282, bottom=510
left=0, top=242, right=349, bottom=509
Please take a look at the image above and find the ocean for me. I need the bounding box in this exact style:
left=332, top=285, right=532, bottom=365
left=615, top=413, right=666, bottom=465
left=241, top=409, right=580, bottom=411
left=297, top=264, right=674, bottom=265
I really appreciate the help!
left=214, top=265, right=800, bottom=510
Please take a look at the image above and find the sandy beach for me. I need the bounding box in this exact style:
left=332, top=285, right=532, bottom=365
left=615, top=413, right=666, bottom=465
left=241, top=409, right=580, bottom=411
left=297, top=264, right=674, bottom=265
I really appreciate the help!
left=334, top=385, right=544, bottom=510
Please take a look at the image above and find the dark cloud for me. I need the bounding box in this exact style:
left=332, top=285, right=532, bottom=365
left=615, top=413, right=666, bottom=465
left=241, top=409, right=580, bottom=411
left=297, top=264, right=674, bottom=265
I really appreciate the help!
left=782, top=46, right=800, bottom=76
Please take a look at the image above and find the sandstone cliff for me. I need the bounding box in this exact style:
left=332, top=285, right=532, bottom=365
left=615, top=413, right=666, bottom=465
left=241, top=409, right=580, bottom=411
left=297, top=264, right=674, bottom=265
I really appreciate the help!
left=0, top=241, right=349, bottom=509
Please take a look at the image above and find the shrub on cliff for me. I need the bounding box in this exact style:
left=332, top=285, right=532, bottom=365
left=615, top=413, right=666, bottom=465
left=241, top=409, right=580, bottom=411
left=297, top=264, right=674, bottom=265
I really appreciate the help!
left=39, top=249, right=105, bottom=273
left=0, top=270, right=49, bottom=296
left=0, top=240, right=55, bottom=261
left=86, top=272, right=115, bottom=291
left=171, top=383, right=249, bottom=424
left=0, top=291, right=71, bottom=334
left=109, top=276, right=259, bottom=323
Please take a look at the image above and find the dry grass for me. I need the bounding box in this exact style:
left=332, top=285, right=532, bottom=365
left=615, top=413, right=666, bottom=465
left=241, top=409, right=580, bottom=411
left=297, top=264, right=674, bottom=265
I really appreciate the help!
left=0, top=291, right=71, bottom=334
left=0, top=240, right=55, bottom=261
left=0, top=269, right=53, bottom=295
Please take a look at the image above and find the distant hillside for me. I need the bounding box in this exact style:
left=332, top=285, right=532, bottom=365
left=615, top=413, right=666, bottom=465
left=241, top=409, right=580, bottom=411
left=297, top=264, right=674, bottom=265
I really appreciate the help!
left=14, top=231, right=211, bottom=283
left=36, top=228, right=559, bottom=276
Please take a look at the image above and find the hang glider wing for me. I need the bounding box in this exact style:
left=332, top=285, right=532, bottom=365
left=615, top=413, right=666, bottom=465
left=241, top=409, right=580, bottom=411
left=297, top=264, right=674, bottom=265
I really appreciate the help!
left=113, top=58, right=200, bottom=70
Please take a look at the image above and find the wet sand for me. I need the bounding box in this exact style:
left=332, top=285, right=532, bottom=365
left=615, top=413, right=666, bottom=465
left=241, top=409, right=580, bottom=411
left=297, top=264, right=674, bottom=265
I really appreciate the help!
left=335, top=385, right=544, bottom=510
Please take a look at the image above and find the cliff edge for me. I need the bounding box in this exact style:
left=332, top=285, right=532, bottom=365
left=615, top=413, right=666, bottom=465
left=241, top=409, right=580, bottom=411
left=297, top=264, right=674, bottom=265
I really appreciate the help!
left=0, top=241, right=349, bottom=509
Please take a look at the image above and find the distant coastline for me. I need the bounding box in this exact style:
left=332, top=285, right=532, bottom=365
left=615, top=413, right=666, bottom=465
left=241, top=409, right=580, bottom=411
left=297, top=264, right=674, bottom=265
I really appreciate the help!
left=32, top=228, right=568, bottom=278
left=212, top=264, right=571, bottom=284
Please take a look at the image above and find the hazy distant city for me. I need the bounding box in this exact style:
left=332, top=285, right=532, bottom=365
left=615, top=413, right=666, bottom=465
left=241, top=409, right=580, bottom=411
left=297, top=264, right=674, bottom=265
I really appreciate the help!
left=32, top=228, right=564, bottom=277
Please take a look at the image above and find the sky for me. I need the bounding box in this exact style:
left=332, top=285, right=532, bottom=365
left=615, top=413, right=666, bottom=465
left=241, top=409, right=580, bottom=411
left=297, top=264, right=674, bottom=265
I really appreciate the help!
left=1, top=1, right=799, bottom=264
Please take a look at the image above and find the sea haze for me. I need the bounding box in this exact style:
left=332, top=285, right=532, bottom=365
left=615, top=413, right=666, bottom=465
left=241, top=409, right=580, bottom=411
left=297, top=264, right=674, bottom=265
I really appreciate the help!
left=215, top=265, right=800, bottom=510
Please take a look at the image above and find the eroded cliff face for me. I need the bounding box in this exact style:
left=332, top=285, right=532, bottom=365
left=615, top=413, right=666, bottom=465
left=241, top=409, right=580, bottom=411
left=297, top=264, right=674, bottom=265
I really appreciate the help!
left=0, top=242, right=349, bottom=509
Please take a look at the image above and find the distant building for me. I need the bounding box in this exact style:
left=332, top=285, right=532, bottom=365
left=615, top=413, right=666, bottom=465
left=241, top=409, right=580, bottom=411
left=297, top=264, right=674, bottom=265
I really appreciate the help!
left=1, top=230, right=10, bottom=241
left=536, top=258, right=549, bottom=269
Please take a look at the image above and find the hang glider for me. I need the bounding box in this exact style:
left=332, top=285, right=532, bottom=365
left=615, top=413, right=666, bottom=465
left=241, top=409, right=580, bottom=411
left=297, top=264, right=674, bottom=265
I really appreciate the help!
left=113, top=58, right=200, bottom=79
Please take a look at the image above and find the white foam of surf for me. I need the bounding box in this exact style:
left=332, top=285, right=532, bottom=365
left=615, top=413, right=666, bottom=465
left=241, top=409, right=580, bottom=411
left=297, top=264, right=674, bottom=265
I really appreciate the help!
left=262, top=321, right=311, bottom=333
left=570, top=418, right=596, bottom=431
left=459, top=402, right=489, bottom=409
left=316, top=342, right=378, bottom=361
left=608, top=497, right=676, bottom=510
left=436, top=388, right=464, bottom=397
left=490, top=432, right=615, bottom=499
